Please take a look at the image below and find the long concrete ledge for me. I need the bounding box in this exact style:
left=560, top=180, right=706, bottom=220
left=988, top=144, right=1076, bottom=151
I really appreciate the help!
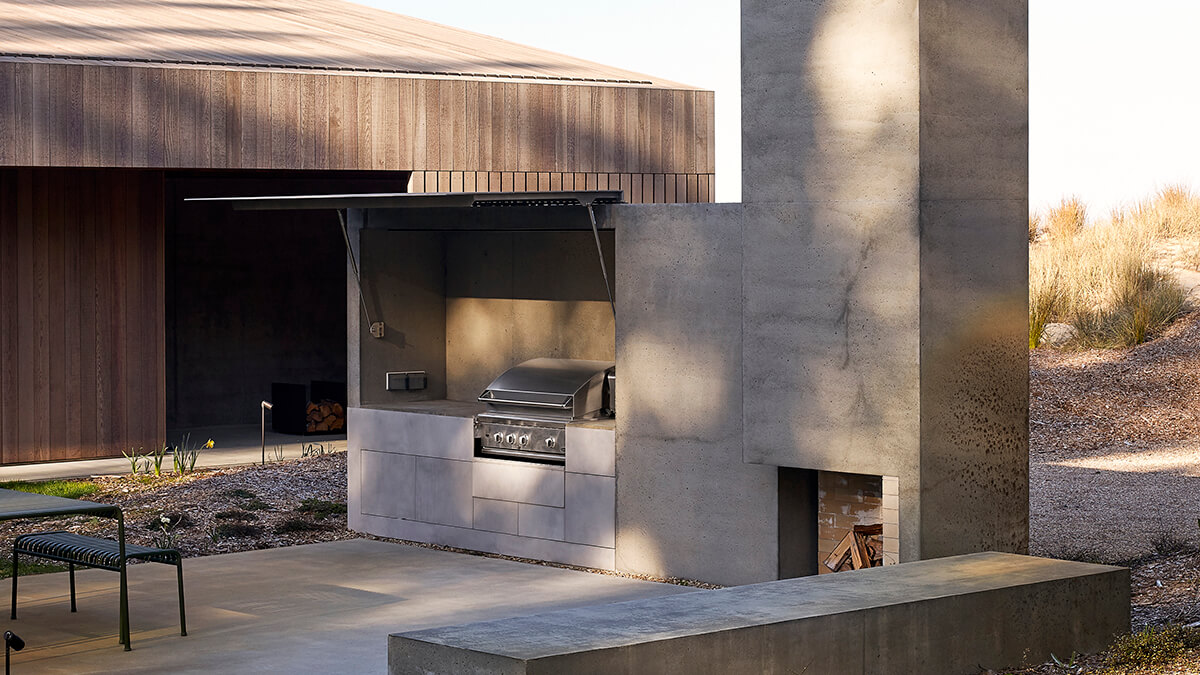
left=389, top=552, right=1128, bottom=675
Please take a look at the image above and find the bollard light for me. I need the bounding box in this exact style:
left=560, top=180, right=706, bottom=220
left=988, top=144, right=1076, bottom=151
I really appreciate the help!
left=4, top=630, right=24, bottom=675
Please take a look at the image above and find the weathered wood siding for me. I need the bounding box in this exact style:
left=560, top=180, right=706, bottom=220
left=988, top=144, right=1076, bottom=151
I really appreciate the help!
left=407, top=170, right=713, bottom=204
left=0, top=62, right=716, bottom=187
left=0, top=167, right=165, bottom=464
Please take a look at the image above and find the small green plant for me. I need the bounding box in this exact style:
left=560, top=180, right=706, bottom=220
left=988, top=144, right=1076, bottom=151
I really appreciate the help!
left=301, top=442, right=329, bottom=458
left=1106, top=625, right=1200, bottom=668
left=122, top=447, right=143, bottom=475
left=1049, top=651, right=1078, bottom=670
left=0, top=560, right=68, bottom=580
left=151, top=513, right=180, bottom=549
left=148, top=445, right=168, bottom=477
left=214, top=522, right=262, bottom=539
left=214, top=509, right=257, bottom=521
left=172, top=434, right=212, bottom=474
left=274, top=518, right=328, bottom=534
left=145, top=512, right=193, bottom=531
left=0, top=479, right=99, bottom=500
left=242, top=498, right=272, bottom=512
left=297, top=498, right=347, bottom=521
left=271, top=445, right=285, bottom=462
left=223, top=488, right=257, bottom=500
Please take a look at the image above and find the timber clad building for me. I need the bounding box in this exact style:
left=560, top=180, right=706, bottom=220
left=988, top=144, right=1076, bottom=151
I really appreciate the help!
left=0, top=0, right=714, bottom=465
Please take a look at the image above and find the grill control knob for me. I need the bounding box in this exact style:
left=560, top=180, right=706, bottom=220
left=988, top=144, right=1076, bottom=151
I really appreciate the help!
left=518, top=435, right=530, bottom=446
left=505, top=433, right=516, bottom=444
left=545, top=438, right=557, bottom=449
left=493, top=432, right=504, bottom=443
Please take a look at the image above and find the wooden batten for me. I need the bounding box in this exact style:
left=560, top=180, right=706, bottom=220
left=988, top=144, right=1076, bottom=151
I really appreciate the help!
left=0, top=62, right=716, bottom=181
left=0, top=168, right=165, bottom=464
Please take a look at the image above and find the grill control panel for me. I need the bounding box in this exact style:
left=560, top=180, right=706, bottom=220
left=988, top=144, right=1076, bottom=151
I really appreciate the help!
left=475, top=418, right=565, bottom=463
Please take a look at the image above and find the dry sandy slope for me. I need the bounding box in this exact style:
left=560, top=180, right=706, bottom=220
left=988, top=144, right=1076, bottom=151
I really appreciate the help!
left=1031, top=312, right=1200, bottom=561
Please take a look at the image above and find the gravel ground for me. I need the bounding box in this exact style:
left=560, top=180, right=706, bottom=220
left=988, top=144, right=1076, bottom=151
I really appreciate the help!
left=1031, top=311, right=1200, bottom=563
left=1018, top=309, right=1200, bottom=673
left=0, top=453, right=355, bottom=559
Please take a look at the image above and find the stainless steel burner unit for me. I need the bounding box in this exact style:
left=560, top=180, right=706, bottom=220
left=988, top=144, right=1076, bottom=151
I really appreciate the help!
left=475, top=358, right=615, bottom=463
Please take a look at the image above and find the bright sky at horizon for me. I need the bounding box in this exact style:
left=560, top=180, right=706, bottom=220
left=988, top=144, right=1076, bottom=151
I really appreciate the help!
left=357, top=1, right=1200, bottom=217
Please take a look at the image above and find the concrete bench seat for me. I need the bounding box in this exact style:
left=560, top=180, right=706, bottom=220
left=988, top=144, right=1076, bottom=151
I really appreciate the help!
left=389, top=552, right=1128, bottom=675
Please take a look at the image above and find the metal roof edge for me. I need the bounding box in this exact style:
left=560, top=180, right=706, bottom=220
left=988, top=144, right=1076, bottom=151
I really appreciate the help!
left=185, top=190, right=626, bottom=211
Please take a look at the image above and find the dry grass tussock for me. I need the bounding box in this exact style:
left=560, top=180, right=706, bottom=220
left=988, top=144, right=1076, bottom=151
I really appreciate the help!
left=1030, top=187, right=1195, bottom=348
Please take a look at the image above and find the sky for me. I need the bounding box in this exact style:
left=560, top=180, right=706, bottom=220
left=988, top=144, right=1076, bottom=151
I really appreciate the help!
left=358, top=1, right=1200, bottom=216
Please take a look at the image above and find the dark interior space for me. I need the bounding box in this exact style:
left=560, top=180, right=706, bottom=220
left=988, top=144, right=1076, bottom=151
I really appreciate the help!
left=778, top=467, right=819, bottom=578
left=165, top=170, right=409, bottom=428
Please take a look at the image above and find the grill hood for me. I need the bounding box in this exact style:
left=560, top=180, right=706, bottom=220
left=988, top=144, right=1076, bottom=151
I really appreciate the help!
left=478, top=358, right=614, bottom=422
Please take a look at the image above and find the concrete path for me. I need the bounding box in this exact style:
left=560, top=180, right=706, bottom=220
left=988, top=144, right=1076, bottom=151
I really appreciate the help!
left=6, top=538, right=696, bottom=674
left=0, top=424, right=345, bottom=482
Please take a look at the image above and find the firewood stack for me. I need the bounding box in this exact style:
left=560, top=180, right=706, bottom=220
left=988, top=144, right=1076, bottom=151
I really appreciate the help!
left=823, top=523, right=884, bottom=572
left=305, top=399, right=345, bottom=433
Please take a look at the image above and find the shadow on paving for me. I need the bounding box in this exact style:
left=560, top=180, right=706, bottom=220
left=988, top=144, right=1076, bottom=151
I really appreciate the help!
left=7, top=538, right=696, bottom=674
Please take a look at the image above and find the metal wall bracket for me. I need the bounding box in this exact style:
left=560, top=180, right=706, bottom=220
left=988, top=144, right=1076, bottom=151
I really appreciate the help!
left=369, top=322, right=385, bottom=339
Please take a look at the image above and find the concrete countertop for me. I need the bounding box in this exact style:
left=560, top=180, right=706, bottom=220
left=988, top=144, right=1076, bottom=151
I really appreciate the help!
left=356, top=401, right=617, bottom=431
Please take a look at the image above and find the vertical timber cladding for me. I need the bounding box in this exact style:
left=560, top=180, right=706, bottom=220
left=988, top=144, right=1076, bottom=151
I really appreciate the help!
left=0, top=168, right=165, bottom=464
left=0, top=62, right=716, bottom=198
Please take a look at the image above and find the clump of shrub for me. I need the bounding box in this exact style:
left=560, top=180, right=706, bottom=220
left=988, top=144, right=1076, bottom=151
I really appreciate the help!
left=1106, top=625, right=1200, bottom=669
left=1030, top=194, right=1190, bottom=349
left=1044, top=196, right=1087, bottom=240
left=214, top=509, right=257, bottom=521
left=213, top=522, right=262, bottom=539
left=222, top=488, right=257, bottom=500
left=242, top=498, right=272, bottom=511
left=297, top=499, right=346, bottom=521
left=274, top=518, right=329, bottom=534
left=1150, top=532, right=1195, bottom=557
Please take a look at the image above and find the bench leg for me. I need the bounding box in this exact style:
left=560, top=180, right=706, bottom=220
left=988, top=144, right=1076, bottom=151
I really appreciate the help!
left=69, top=562, right=76, bottom=612
left=10, top=545, right=17, bottom=620
left=176, top=557, right=187, bottom=637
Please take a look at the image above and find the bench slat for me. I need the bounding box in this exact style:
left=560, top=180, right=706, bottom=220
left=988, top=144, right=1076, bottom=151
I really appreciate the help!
left=15, top=531, right=179, bottom=570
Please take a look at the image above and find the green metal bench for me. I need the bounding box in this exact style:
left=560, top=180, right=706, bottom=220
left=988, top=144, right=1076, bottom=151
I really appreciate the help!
left=11, top=531, right=186, bottom=643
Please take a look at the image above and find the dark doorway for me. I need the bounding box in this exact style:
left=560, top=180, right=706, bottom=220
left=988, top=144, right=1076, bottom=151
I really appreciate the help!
left=164, top=170, right=408, bottom=428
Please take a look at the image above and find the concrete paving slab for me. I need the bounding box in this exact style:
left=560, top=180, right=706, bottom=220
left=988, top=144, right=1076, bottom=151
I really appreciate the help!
left=6, top=538, right=695, bottom=674
left=0, top=424, right=345, bottom=482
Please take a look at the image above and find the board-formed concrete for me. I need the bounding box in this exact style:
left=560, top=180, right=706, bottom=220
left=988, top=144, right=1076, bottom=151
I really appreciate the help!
left=389, top=553, right=1128, bottom=675
left=614, top=203, right=778, bottom=586
left=610, top=0, right=1028, bottom=583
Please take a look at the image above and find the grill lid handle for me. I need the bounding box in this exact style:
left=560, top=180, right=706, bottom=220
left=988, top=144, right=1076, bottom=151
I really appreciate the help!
left=478, top=390, right=573, bottom=409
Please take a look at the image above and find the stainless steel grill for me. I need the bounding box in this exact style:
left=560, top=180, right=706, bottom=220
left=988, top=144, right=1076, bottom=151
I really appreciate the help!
left=475, top=358, right=614, bottom=463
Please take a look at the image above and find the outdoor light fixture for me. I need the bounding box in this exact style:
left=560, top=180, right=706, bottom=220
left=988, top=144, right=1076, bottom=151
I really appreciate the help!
left=4, top=631, right=24, bottom=675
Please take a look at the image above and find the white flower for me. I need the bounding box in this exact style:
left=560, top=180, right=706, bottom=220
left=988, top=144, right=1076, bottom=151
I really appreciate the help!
left=160, top=515, right=171, bottom=525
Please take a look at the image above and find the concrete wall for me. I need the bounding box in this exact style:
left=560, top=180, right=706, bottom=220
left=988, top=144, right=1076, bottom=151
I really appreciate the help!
left=916, top=0, right=1030, bottom=558
left=357, top=230, right=448, bottom=406
left=611, top=0, right=1027, bottom=583
left=614, top=204, right=778, bottom=586
left=354, top=225, right=616, bottom=407
left=390, top=553, right=1128, bottom=675
left=444, top=231, right=615, bottom=402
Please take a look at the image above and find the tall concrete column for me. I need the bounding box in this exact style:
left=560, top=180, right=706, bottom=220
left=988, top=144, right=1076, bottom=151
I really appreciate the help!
left=614, top=0, right=1026, bottom=584
left=740, top=0, right=1027, bottom=561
